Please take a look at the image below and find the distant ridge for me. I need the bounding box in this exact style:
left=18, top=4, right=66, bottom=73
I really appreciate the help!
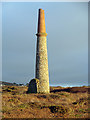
left=0, top=81, right=23, bottom=86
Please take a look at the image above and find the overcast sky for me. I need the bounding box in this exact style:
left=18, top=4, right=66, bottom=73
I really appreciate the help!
left=2, top=2, right=88, bottom=86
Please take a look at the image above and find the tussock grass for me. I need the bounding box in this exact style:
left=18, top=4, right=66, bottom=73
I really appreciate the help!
left=2, top=85, right=89, bottom=118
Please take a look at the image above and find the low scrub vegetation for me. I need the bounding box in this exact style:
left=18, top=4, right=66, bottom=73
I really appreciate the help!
left=2, top=85, right=89, bottom=118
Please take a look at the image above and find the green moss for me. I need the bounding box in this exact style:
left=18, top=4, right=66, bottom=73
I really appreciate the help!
left=8, top=99, right=14, bottom=102
left=78, top=109, right=86, bottom=113
left=75, top=114, right=83, bottom=117
left=18, top=104, right=28, bottom=109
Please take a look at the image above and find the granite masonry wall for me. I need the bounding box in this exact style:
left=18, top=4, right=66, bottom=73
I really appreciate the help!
left=35, top=36, right=50, bottom=93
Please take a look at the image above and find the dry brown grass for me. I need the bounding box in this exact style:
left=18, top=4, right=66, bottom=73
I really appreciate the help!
left=2, top=85, right=89, bottom=118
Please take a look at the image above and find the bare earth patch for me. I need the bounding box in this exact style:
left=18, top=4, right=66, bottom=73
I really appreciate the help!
left=2, top=85, right=89, bottom=118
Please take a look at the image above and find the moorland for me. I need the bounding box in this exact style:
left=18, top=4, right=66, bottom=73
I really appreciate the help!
left=1, top=85, right=89, bottom=118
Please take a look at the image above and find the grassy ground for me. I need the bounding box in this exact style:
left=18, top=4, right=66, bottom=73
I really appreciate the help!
left=1, top=85, right=89, bottom=118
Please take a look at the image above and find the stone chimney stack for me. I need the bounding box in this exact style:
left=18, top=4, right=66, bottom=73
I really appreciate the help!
left=37, top=9, right=46, bottom=33
left=35, top=9, right=50, bottom=93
